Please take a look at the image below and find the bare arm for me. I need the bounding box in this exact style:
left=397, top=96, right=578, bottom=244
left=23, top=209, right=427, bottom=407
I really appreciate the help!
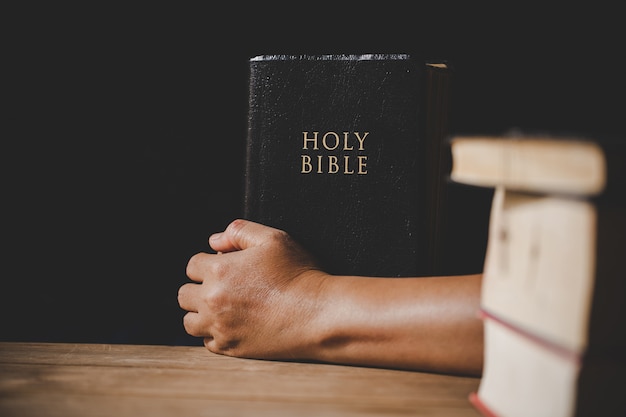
left=178, top=219, right=483, bottom=376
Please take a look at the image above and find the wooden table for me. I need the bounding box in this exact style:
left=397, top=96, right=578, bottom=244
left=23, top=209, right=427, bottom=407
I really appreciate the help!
left=0, top=342, right=482, bottom=416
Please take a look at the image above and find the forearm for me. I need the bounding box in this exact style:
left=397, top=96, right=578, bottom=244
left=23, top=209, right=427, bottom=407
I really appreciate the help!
left=309, top=273, right=484, bottom=376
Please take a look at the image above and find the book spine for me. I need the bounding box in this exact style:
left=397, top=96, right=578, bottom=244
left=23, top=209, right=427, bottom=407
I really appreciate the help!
left=243, top=62, right=260, bottom=220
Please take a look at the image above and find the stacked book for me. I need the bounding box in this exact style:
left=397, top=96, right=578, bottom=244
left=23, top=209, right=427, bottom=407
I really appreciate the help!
left=449, top=132, right=626, bottom=417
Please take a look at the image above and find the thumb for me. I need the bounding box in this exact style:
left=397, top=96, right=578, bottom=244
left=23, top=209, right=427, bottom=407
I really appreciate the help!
left=209, top=219, right=279, bottom=253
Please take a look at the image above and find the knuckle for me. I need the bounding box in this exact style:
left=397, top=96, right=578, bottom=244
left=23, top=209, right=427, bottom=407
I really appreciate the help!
left=210, top=332, right=241, bottom=355
left=266, top=228, right=291, bottom=247
left=211, top=319, right=230, bottom=336
left=226, top=218, right=246, bottom=239
left=199, top=282, right=228, bottom=309
left=186, top=252, right=231, bottom=282
left=209, top=257, right=229, bottom=278
left=216, top=339, right=241, bottom=354
left=227, top=218, right=246, bottom=231
left=199, top=289, right=216, bottom=306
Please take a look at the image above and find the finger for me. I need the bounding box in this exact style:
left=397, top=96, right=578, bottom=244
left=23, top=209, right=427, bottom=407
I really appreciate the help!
left=209, top=218, right=286, bottom=253
left=185, top=252, right=216, bottom=283
left=203, top=336, right=215, bottom=351
left=182, top=311, right=210, bottom=338
left=177, top=283, right=199, bottom=312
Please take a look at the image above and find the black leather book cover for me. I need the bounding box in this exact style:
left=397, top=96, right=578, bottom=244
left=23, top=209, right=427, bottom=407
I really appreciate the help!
left=244, top=54, right=451, bottom=277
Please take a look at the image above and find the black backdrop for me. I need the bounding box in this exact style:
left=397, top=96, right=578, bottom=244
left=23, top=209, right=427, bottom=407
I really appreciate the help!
left=3, top=5, right=624, bottom=346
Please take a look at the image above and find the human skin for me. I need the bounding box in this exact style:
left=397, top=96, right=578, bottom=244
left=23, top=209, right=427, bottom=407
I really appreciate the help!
left=178, top=219, right=484, bottom=376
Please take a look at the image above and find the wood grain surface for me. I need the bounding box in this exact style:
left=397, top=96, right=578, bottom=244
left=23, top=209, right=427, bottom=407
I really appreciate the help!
left=0, top=342, right=481, bottom=416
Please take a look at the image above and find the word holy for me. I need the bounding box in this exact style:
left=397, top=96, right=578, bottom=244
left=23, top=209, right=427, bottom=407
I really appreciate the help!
left=300, top=131, right=369, bottom=174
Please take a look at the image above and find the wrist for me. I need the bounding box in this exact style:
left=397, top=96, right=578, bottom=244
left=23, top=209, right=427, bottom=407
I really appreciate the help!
left=290, top=269, right=344, bottom=362
left=299, top=273, right=369, bottom=365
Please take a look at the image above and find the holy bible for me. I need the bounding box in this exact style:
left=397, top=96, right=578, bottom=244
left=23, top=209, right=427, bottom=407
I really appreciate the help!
left=243, top=54, right=452, bottom=277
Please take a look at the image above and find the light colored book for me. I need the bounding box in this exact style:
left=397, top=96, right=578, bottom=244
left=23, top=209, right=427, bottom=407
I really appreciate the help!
left=449, top=133, right=626, bottom=417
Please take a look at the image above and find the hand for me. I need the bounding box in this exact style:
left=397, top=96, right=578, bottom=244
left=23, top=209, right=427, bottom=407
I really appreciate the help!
left=178, top=219, right=327, bottom=360
left=178, top=219, right=484, bottom=375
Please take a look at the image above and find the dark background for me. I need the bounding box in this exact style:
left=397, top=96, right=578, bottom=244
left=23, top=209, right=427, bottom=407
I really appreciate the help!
left=3, top=5, right=624, bottom=346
